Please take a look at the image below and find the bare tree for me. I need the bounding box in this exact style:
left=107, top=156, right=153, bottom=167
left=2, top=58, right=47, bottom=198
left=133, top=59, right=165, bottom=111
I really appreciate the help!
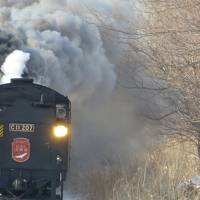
left=82, top=0, right=200, bottom=138
left=93, top=0, right=200, bottom=139
left=131, top=0, right=200, bottom=137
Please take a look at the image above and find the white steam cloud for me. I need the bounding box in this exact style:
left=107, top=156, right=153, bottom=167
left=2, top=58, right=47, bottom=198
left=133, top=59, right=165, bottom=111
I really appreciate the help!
left=1, top=50, right=30, bottom=83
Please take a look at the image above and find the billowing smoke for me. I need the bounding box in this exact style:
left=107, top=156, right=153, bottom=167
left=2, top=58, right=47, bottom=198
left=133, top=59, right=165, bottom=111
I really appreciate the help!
left=0, top=0, right=116, bottom=102
left=0, top=31, right=21, bottom=66
left=1, top=50, right=30, bottom=83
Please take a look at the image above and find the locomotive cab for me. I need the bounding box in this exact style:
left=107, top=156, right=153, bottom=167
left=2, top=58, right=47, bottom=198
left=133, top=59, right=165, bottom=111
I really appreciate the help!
left=0, top=78, right=71, bottom=200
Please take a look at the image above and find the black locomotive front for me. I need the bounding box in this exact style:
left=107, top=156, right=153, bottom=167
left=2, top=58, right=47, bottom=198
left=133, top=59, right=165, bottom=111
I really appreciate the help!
left=0, top=78, right=71, bottom=200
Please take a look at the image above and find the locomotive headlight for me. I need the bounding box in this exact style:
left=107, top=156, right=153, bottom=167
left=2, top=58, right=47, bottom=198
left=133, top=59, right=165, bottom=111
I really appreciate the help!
left=53, top=125, right=68, bottom=138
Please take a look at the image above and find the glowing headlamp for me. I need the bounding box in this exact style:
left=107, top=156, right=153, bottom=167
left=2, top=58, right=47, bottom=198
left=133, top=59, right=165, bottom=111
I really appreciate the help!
left=53, top=125, right=68, bottom=138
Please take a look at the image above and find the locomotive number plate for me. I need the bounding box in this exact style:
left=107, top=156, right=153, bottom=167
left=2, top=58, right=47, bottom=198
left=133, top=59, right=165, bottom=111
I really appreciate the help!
left=9, top=123, right=35, bottom=132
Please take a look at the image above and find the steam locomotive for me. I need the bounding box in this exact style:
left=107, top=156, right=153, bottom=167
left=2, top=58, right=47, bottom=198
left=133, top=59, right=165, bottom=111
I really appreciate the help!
left=0, top=78, right=71, bottom=200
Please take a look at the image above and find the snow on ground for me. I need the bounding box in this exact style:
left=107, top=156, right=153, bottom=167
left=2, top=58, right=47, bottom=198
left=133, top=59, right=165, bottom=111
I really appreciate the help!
left=64, top=191, right=82, bottom=200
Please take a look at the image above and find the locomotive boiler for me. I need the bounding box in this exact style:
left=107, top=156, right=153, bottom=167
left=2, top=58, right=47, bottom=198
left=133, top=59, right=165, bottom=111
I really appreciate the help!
left=0, top=78, right=71, bottom=200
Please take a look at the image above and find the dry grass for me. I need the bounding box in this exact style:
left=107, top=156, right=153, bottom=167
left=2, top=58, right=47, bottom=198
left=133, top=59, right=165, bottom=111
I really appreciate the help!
left=71, top=137, right=200, bottom=200
left=111, top=137, right=200, bottom=200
